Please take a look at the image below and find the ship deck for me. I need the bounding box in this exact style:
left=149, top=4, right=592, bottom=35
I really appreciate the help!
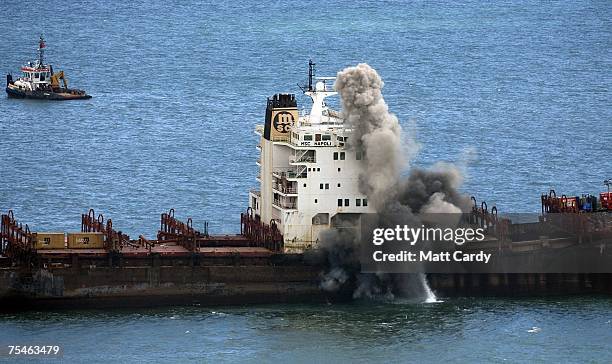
left=36, top=242, right=273, bottom=258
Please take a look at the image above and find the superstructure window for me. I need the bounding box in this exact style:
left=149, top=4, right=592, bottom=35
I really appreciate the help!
left=338, top=168, right=341, bottom=172
left=315, top=199, right=318, bottom=203
left=337, top=183, right=341, bottom=187
left=344, top=199, right=349, bottom=207
left=322, top=134, right=331, bottom=141
left=338, top=199, right=342, bottom=207
left=356, top=199, right=361, bottom=207
left=333, top=152, right=338, bottom=160
left=356, top=151, right=363, bottom=160
left=304, top=135, right=313, bottom=141
left=320, top=183, right=324, bottom=189
left=363, top=199, right=368, bottom=207
left=315, top=134, right=321, bottom=141
left=325, top=183, right=329, bottom=189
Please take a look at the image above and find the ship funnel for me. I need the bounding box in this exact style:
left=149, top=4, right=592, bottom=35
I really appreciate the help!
left=263, top=93, right=298, bottom=141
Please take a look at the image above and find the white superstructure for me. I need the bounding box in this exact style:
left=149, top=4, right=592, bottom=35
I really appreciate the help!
left=249, top=62, right=375, bottom=252
left=10, top=35, right=53, bottom=92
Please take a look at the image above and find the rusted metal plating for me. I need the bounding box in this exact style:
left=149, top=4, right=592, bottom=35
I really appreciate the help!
left=470, top=196, right=510, bottom=242
left=0, top=210, right=36, bottom=264
left=81, top=209, right=130, bottom=251
left=240, top=207, right=283, bottom=252
left=157, top=208, right=202, bottom=252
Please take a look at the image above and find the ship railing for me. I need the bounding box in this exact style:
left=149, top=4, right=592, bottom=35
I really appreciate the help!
left=81, top=209, right=131, bottom=251
left=272, top=184, right=297, bottom=195
left=272, top=199, right=297, bottom=210
left=157, top=209, right=208, bottom=252
left=0, top=210, right=36, bottom=265
left=240, top=211, right=283, bottom=252
left=272, top=167, right=291, bottom=178
left=289, top=157, right=315, bottom=163
left=287, top=171, right=307, bottom=179
left=272, top=167, right=307, bottom=179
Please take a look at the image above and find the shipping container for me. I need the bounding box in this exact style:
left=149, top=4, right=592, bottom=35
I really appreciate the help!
left=34, top=232, right=66, bottom=249
left=67, top=232, right=105, bottom=249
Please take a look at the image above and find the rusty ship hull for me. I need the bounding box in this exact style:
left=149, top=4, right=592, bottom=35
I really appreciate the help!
left=1, top=204, right=611, bottom=310
left=1, top=261, right=611, bottom=311
left=0, top=255, right=334, bottom=310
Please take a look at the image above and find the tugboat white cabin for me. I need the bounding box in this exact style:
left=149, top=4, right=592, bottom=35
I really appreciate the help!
left=250, top=61, right=374, bottom=252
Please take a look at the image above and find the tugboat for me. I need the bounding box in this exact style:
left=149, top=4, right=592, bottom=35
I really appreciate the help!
left=5, top=35, right=91, bottom=100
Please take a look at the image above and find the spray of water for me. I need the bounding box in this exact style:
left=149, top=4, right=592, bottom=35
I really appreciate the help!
left=319, top=63, right=470, bottom=302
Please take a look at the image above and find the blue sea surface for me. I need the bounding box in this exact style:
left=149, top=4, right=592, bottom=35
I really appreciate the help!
left=1, top=298, right=611, bottom=363
left=0, top=1, right=611, bottom=362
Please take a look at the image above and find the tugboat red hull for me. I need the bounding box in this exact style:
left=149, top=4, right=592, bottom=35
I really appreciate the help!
left=5, top=86, right=92, bottom=100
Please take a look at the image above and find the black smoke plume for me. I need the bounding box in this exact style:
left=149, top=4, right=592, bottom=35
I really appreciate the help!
left=319, top=64, right=471, bottom=300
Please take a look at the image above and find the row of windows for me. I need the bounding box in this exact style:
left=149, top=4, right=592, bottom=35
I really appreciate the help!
left=320, top=183, right=343, bottom=189
left=333, top=151, right=363, bottom=160
left=24, top=72, right=50, bottom=80
left=299, top=134, right=347, bottom=142
left=338, top=198, right=368, bottom=207
left=308, top=167, right=342, bottom=172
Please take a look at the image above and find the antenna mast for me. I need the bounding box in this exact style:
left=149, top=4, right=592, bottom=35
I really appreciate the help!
left=38, top=34, right=46, bottom=67
left=307, top=59, right=315, bottom=91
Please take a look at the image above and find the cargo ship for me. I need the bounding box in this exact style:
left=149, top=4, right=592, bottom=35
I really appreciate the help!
left=1, top=62, right=611, bottom=310
left=5, top=36, right=91, bottom=100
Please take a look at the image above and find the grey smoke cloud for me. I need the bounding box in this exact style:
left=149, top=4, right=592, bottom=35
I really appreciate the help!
left=319, top=63, right=470, bottom=300
left=335, top=63, right=404, bottom=210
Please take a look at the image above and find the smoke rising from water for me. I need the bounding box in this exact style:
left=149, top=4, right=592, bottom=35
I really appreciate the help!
left=320, top=63, right=471, bottom=300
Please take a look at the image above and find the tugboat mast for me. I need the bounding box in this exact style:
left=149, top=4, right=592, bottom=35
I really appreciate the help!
left=37, top=35, right=46, bottom=68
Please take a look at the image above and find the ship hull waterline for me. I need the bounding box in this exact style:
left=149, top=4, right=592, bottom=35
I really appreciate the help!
left=6, top=86, right=92, bottom=100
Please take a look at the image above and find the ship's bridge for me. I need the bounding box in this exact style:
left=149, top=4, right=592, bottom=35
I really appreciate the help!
left=20, top=65, right=51, bottom=84
left=251, top=61, right=374, bottom=252
left=289, top=126, right=350, bottom=148
left=288, top=74, right=351, bottom=148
